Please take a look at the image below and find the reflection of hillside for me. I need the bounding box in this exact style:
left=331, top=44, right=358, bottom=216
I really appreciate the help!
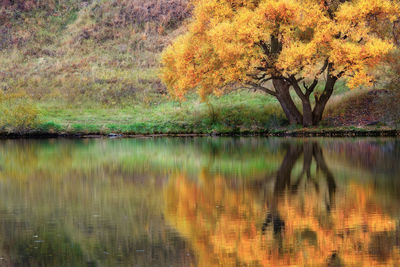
left=324, top=139, right=400, bottom=176
left=165, top=142, right=400, bottom=266
left=322, top=139, right=400, bottom=205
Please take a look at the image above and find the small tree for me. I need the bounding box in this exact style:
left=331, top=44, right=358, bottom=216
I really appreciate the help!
left=161, top=0, right=399, bottom=126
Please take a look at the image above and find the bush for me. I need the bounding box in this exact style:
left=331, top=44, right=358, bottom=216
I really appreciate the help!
left=0, top=92, right=40, bottom=133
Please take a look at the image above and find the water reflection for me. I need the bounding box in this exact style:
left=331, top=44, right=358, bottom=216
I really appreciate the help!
left=0, top=138, right=397, bottom=266
left=264, top=142, right=336, bottom=243
left=164, top=141, right=400, bottom=266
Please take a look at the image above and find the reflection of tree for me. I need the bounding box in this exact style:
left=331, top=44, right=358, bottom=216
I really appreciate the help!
left=274, top=142, right=336, bottom=202
left=164, top=142, right=400, bottom=266
left=266, top=142, right=337, bottom=236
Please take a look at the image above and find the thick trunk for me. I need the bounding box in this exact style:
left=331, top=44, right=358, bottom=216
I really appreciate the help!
left=259, top=73, right=336, bottom=127
left=273, top=79, right=303, bottom=125
left=312, top=73, right=337, bottom=125
left=301, top=99, right=313, bottom=127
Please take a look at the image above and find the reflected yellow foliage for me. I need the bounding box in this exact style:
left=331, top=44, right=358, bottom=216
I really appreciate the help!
left=165, top=172, right=400, bottom=266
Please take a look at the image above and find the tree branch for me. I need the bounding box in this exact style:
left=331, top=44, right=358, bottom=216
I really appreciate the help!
left=289, top=75, right=307, bottom=100
left=318, top=59, right=329, bottom=75
left=255, top=40, right=271, bottom=56
left=246, top=82, right=277, bottom=96
left=302, top=80, right=318, bottom=97
left=301, top=59, right=329, bottom=97
left=247, top=72, right=267, bottom=81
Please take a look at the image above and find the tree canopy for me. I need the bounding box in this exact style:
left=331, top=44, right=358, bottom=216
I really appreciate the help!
left=161, top=0, right=400, bottom=126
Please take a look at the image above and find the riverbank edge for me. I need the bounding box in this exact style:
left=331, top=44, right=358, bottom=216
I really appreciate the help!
left=0, top=127, right=398, bottom=138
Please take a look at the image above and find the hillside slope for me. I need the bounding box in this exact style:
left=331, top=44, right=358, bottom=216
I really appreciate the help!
left=0, top=0, right=190, bottom=103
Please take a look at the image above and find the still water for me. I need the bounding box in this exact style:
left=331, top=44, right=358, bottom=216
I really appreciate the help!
left=0, top=137, right=399, bottom=266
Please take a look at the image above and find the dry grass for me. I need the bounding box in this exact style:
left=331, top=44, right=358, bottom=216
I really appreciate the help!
left=325, top=88, right=371, bottom=117
left=324, top=88, right=400, bottom=127
left=0, top=0, right=191, bottom=104
left=0, top=91, right=40, bottom=133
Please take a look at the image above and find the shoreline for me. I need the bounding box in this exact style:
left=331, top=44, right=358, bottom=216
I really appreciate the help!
left=0, top=128, right=398, bottom=139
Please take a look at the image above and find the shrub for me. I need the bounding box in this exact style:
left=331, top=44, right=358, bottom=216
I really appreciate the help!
left=0, top=92, right=40, bottom=133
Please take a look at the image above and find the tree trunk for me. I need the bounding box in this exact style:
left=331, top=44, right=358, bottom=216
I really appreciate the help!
left=273, top=79, right=303, bottom=125
left=301, top=99, right=313, bottom=127
left=312, top=73, right=337, bottom=125
left=262, top=73, right=336, bottom=127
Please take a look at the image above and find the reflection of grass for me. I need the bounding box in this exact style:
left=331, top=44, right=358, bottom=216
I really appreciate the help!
left=1, top=137, right=398, bottom=182
left=0, top=138, right=286, bottom=181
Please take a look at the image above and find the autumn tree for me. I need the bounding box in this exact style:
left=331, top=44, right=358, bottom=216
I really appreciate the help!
left=161, top=0, right=400, bottom=126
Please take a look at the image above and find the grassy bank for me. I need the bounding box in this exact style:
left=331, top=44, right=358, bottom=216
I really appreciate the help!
left=20, top=91, right=287, bottom=135
left=0, top=88, right=399, bottom=137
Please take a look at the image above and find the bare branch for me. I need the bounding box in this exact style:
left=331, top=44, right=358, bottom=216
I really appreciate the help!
left=301, top=59, right=328, bottom=96
left=247, top=73, right=267, bottom=80
left=245, top=82, right=277, bottom=96
left=308, top=80, right=318, bottom=93
left=318, top=59, right=329, bottom=76
left=289, top=75, right=307, bottom=100
left=260, top=77, right=274, bottom=83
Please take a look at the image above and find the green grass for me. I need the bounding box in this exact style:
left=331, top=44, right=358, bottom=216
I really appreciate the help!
left=0, top=78, right=395, bottom=136
left=32, top=90, right=287, bottom=134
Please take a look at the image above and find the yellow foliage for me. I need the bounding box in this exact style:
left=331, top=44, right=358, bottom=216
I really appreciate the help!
left=161, top=0, right=400, bottom=97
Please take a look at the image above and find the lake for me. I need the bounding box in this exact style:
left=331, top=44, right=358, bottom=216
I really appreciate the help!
left=0, top=137, right=399, bottom=266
